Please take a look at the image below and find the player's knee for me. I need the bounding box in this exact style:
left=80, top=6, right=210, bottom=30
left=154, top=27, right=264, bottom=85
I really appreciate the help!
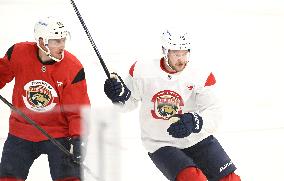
left=0, top=178, right=24, bottom=181
left=219, top=172, right=241, bottom=181
left=55, top=177, right=80, bottom=181
left=176, top=167, right=207, bottom=181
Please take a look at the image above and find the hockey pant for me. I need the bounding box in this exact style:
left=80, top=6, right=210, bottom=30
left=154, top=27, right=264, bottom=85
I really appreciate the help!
left=0, top=178, right=23, bottom=181
left=0, top=177, right=79, bottom=181
left=176, top=167, right=241, bottom=181
left=56, top=177, right=80, bottom=181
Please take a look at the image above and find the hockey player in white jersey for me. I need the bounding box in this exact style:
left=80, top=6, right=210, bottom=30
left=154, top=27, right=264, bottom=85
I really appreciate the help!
left=104, top=30, right=241, bottom=181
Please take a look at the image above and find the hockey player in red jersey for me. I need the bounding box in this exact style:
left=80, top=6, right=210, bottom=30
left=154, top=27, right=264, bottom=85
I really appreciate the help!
left=104, top=29, right=241, bottom=181
left=0, top=16, right=90, bottom=181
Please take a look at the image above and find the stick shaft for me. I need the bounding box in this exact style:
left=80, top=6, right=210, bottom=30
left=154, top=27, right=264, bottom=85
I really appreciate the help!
left=0, top=94, right=100, bottom=180
left=70, top=0, right=111, bottom=79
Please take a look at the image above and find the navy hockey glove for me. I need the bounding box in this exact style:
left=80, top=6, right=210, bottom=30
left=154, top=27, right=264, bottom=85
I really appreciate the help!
left=70, top=137, right=86, bottom=164
left=104, top=73, right=131, bottom=104
left=167, top=112, right=203, bottom=138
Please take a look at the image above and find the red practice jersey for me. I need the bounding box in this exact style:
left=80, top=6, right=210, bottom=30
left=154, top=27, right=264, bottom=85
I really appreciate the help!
left=0, top=42, right=90, bottom=141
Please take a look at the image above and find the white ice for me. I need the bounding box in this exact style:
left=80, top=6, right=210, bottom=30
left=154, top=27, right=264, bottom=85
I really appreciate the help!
left=1, top=0, right=284, bottom=180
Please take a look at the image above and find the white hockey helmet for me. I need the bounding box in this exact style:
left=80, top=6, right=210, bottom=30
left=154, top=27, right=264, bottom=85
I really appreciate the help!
left=161, top=29, right=191, bottom=70
left=161, top=29, right=191, bottom=53
left=34, top=16, right=70, bottom=62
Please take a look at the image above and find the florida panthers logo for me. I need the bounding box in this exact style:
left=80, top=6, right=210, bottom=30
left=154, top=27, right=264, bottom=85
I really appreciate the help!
left=151, top=90, right=184, bottom=120
left=23, top=80, right=58, bottom=112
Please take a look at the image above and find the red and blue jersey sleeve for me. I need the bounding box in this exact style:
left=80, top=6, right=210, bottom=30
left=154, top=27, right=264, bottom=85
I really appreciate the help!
left=61, top=62, right=90, bottom=137
left=0, top=45, right=16, bottom=89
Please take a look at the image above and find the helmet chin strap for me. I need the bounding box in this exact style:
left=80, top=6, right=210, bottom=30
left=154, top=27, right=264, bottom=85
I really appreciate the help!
left=48, top=51, right=64, bottom=62
left=162, top=47, right=177, bottom=72
left=164, top=56, right=177, bottom=72
left=38, top=44, right=64, bottom=62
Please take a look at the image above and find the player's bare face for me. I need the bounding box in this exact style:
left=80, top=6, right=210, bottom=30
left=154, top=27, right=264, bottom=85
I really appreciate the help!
left=168, top=50, right=189, bottom=72
left=48, top=38, right=66, bottom=60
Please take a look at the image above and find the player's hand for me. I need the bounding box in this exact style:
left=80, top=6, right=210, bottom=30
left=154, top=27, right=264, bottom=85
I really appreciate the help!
left=167, top=112, right=203, bottom=138
left=104, top=73, right=131, bottom=104
left=70, top=137, right=86, bottom=164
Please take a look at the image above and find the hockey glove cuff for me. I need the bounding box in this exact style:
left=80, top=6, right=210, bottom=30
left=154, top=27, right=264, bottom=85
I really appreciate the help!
left=167, top=112, right=203, bottom=138
left=70, top=137, right=86, bottom=164
left=104, top=73, right=131, bottom=104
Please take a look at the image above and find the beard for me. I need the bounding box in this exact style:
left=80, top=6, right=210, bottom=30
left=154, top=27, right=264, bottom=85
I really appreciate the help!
left=172, top=62, right=187, bottom=72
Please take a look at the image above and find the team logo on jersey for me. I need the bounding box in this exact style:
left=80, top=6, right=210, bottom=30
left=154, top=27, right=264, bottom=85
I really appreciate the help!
left=151, top=90, right=184, bottom=120
left=22, top=80, right=58, bottom=112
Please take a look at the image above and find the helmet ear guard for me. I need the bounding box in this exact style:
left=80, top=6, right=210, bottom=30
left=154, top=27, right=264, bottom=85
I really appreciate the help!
left=34, top=16, right=70, bottom=62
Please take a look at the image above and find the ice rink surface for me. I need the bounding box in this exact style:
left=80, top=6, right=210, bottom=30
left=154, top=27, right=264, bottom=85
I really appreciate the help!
left=1, top=0, right=284, bottom=180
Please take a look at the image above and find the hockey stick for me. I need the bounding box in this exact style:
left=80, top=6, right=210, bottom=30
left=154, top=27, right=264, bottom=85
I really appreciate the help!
left=0, top=94, right=100, bottom=181
left=69, top=0, right=111, bottom=79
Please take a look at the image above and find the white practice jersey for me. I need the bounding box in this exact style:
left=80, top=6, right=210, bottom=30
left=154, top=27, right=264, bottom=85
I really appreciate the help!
left=119, top=58, right=222, bottom=153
